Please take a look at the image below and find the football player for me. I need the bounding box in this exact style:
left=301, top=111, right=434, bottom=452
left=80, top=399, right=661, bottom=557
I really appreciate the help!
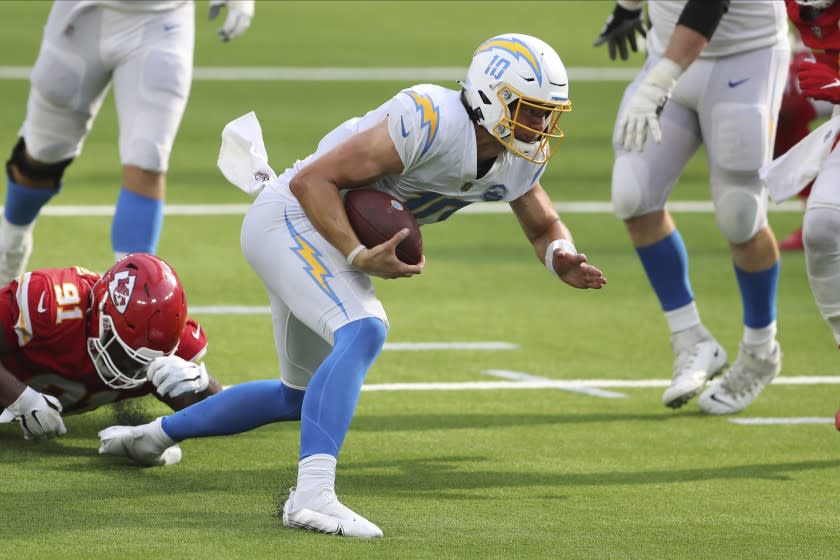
left=595, top=0, right=789, bottom=414
left=779, top=0, right=840, bottom=428
left=0, top=0, right=254, bottom=285
left=98, top=33, right=606, bottom=538
left=0, top=253, right=221, bottom=443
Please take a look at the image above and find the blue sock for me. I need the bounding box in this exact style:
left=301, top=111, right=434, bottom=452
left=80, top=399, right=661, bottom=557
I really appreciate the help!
left=734, top=261, right=779, bottom=328
left=161, top=380, right=305, bottom=441
left=636, top=230, right=694, bottom=311
left=4, top=175, right=59, bottom=225
left=299, top=317, right=387, bottom=459
left=111, top=187, right=163, bottom=254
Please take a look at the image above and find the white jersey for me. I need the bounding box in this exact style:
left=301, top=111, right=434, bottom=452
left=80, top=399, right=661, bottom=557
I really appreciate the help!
left=70, top=0, right=189, bottom=13
left=269, top=84, right=547, bottom=225
left=646, top=0, right=788, bottom=59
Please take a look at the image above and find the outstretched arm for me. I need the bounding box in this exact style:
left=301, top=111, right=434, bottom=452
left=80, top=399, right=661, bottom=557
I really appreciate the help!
left=510, top=184, right=607, bottom=290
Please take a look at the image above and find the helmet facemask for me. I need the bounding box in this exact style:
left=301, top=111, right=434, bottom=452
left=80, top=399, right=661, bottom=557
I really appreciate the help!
left=494, top=87, right=572, bottom=164
left=88, top=296, right=168, bottom=390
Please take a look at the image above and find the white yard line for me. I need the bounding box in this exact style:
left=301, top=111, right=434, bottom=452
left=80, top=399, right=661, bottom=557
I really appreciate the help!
left=1, top=66, right=641, bottom=82
left=24, top=200, right=803, bottom=217
left=483, top=369, right=627, bottom=398
left=729, top=417, right=834, bottom=426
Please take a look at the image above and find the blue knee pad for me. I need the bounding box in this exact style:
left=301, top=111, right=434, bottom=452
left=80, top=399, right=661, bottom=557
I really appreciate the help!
left=299, top=317, right=387, bottom=459
left=111, top=187, right=163, bottom=254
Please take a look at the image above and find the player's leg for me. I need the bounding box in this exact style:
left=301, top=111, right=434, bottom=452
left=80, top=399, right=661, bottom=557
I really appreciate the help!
left=108, top=3, right=194, bottom=259
left=696, top=46, right=789, bottom=415
left=240, top=194, right=387, bottom=537
left=802, top=148, right=840, bottom=347
left=612, top=58, right=725, bottom=409
left=775, top=68, right=818, bottom=250
left=2, top=3, right=111, bottom=282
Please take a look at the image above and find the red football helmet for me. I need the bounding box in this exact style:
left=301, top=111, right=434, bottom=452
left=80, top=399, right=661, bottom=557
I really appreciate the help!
left=87, top=254, right=188, bottom=389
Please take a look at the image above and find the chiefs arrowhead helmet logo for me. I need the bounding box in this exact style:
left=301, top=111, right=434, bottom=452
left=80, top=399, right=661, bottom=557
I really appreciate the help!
left=108, top=270, right=136, bottom=314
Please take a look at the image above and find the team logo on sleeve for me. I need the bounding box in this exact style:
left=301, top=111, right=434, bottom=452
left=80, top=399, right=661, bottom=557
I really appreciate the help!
left=108, top=271, right=136, bottom=314
left=403, top=91, right=440, bottom=156
left=481, top=184, right=508, bottom=202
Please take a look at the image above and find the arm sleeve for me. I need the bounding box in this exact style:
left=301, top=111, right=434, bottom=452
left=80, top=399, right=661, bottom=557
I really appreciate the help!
left=676, top=0, right=730, bottom=40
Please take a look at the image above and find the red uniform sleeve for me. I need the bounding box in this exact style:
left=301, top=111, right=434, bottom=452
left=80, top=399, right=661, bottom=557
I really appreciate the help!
left=175, top=318, right=208, bottom=362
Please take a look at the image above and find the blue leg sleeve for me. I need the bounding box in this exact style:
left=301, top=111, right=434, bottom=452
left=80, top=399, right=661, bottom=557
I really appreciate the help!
left=734, top=261, right=779, bottom=328
left=111, top=187, right=163, bottom=254
left=636, top=230, right=694, bottom=312
left=4, top=175, right=59, bottom=225
left=299, top=317, right=387, bottom=459
left=161, top=380, right=305, bottom=441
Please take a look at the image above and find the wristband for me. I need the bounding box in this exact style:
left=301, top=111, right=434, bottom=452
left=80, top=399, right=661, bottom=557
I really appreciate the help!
left=544, top=239, right=577, bottom=276
left=346, top=244, right=366, bottom=266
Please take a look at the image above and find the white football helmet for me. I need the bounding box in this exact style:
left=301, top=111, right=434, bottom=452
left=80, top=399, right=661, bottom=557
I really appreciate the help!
left=461, top=33, right=571, bottom=164
left=794, top=0, right=834, bottom=8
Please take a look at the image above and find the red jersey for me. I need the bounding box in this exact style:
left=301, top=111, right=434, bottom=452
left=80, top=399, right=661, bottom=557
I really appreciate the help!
left=0, top=267, right=208, bottom=414
left=786, top=0, right=840, bottom=70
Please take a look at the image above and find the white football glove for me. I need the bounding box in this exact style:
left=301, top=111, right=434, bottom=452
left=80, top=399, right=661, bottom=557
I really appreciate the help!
left=6, top=386, right=67, bottom=440
left=147, top=355, right=209, bottom=399
left=208, top=0, right=254, bottom=42
left=617, top=58, right=683, bottom=152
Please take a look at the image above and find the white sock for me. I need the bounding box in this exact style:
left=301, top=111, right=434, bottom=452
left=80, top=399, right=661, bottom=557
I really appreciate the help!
left=665, top=301, right=701, bottom=334
left=294, top=454, right=337, bottom=504
left=743, top=322, right=776, bottom=356
left=0, top=219, right=34, bottom=246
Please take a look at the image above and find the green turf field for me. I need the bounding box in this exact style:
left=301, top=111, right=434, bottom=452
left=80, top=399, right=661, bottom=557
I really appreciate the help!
left=1, top=2, right=838, bottom=559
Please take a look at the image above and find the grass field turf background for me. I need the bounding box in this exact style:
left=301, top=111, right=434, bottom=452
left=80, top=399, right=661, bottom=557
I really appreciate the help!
left=1, top=2, right=839, bottom=559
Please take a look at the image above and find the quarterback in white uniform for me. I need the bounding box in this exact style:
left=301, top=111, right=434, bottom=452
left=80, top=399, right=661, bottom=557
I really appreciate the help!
left=1, top=0, right=254, bottom=284
left=98, top=33, right=606, bottom=538
left=596, top=0, right=789, bottom=415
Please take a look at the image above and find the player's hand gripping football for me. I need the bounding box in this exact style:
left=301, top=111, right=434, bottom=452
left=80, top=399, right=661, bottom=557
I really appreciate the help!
left=797, top=60, right=840, bottom=105
left=352, top=229, right=425, bottom=280
left=548, top=249, right=607, bottom=290
left=148, top=355, right=210, bottom=398
left=208, top=0, right=254, bottom=42
left=593, top=1, right=646, bottom=61
left=7, top=386, right=67, bottom=440
left=618, top=58, right=682, bottom=152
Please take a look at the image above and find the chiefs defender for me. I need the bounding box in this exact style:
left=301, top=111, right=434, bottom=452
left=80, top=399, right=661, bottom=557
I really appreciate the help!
left=0, top=253, right=221, bottom=442
left=784, top=0, right=840, bottom=429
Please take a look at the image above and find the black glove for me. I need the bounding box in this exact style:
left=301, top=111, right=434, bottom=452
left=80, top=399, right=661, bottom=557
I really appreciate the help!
left=593, top=3, right=647, bottom=61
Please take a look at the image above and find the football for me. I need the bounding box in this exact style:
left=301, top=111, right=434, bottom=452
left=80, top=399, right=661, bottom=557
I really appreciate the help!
left=344, top=189, right=423, bottom=265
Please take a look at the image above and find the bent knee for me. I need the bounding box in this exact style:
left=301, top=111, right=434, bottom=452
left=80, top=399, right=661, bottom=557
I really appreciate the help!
left=714, top=187, right=766, bottom=244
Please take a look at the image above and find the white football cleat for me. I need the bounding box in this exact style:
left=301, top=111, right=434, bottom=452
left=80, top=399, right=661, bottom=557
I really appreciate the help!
left=663, top=325, right=728, bottom=409
left=98, top=417, right=181, bottom=466
left=698, top=342, right=781, bottom=415
left=0, top=224, right=33, bottom=286
left=282, top=487, right=383, bottom=538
